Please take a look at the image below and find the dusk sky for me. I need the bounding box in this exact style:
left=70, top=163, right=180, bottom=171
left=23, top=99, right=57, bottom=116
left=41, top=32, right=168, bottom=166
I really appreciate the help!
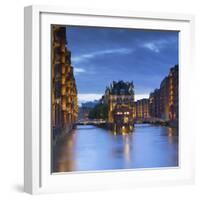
left=66, top=26, right=178, bottom=105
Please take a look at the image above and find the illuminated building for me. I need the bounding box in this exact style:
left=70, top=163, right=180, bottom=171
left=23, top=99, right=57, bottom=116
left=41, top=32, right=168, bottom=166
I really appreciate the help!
left=149, top=89, right=161, bottom=119
left=149, top=65, right=178, bottom=123
left=160, top=77, right=170, bottom=120
left=135, top=98, right=150, bottom=119
left=168, top=65, right=178, bottom=121
left=52, top=25, right=78, bottom=137
left=104, top=81, right=135, bottom=133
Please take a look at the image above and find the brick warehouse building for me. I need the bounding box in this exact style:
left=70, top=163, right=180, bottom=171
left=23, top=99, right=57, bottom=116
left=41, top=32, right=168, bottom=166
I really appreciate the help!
left=51, top=25, right=78, bottom=139
left=135, top=98, right=150, bottom=119
left=149, top=65, right=178, bottom=123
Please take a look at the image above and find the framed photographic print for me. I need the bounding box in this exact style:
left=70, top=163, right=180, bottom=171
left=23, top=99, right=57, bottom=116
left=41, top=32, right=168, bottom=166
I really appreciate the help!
left=24, top=5, right=195, bottom=194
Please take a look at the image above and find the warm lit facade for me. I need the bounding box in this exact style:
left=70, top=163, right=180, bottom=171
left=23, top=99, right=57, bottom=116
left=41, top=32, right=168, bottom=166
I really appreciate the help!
left=103, top=81, right=135, bottom=133
left=149, top=89, right=161, bottom=119
left=168, top=65, right=178, bottom=121
left=160, top=77, right=170, bottom=120
left=149, top=65, right=178, bottom=122
left=52, top=25, right=78, bottom=136
left=135, top=98, right=150, bottom=119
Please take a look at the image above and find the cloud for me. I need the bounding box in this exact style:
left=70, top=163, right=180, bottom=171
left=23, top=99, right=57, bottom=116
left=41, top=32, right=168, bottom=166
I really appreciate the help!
left=78, top=93, right=150, bottom=106
left=73, top=67, right=86, bottom=75
left=78, top=93, right=103, bottom=105
left=142, top=39, right=172, bottom=53
left=72, top=48, right=133, bottom=64
left=135, top=94, right=149, bottom=101
left=142, top=42, right=160, bottom=53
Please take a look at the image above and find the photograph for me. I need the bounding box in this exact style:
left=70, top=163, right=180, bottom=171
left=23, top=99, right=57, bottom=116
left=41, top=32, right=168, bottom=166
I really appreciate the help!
left=51, top=25, right=179, bottom=173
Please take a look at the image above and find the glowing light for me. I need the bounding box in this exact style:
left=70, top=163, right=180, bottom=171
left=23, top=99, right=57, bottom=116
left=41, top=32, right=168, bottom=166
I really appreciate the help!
left=124, top=117, right=129, bottom=123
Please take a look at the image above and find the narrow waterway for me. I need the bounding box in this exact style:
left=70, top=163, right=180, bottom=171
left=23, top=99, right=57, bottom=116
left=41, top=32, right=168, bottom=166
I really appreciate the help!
left=52, top=124, right=178, bottom=173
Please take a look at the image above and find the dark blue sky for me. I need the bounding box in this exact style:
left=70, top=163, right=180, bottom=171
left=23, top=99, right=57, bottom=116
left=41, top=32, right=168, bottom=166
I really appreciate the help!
left=66, top=26, right=178, bottom=104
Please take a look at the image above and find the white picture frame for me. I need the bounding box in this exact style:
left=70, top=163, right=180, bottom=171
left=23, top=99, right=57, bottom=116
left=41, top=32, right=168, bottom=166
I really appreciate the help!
left=24, top=5, right=195, bottom=194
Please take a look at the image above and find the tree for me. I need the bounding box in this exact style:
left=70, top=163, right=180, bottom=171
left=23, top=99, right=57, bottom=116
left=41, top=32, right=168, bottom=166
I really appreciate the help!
left=88, top=103, right=108, bottom=120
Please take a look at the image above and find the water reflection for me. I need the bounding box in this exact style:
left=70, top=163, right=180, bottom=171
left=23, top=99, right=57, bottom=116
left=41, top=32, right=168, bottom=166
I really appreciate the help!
left=53, top=133, right=76, bottom=172
left=123, top=134, right=132, bottom=164
left=52, top=124, right=178, bottom=172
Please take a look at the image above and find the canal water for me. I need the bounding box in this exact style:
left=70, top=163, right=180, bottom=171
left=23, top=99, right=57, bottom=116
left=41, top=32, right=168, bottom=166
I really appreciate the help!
left=52, top=124, right=178, bottom=173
